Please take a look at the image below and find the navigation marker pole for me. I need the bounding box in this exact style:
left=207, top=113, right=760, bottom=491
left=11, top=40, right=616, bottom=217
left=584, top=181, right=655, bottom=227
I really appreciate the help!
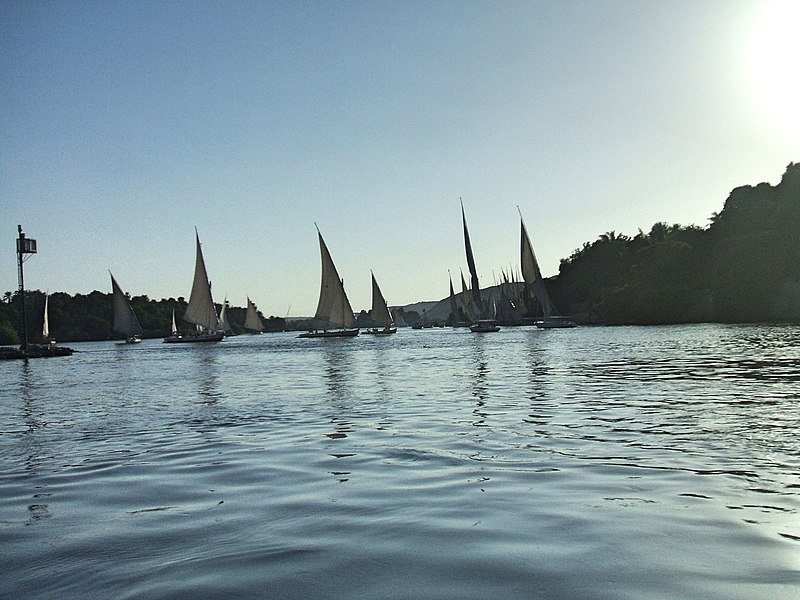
left=16, top=225, right=38, bottom=358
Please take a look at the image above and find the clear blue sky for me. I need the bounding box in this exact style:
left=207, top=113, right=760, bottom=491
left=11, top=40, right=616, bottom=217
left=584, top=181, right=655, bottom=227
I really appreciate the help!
left=2, top=1, right=798, bottom=317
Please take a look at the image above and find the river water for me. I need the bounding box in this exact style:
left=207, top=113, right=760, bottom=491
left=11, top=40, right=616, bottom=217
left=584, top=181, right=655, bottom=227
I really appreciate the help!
left=1, top=324, right=798, bottom=599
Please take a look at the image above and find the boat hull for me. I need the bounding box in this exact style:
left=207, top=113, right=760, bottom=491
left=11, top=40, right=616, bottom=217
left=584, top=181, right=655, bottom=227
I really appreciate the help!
left=364, top=327, right=397, bottom=335
left=535, top=319, right=577, bottom=329
left=163, top=333, right=224, bottom=343
left=299, top=329, right=360, bottom=339
left=470, top=320, right=501, bottom=333
left=470, top=324, right=500, bottom=333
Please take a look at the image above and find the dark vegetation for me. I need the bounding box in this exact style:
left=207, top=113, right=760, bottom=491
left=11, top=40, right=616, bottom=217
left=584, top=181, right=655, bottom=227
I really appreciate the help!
left=0, top=292, right=287, bottom=345
left=549, top=162, right=800, bottom=324
left=1, top=163, right=798, bottom=343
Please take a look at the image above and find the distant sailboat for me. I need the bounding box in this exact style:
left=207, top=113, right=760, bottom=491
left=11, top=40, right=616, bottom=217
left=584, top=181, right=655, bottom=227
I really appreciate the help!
left=392, top=308, right=408, bottom=328
left=299, top=226, right=359, bottom=338
left=42, top=293, right=56, bottom=345
left=110, top=272, right=143, bottom=344
left=244, top=297, right=265, bottom=333
left=447, top=271, right=458, bottom=325
left=164, top=229, right=224, bottom=343
left=461, top=201, right=499, bottom=332
left=450, top=271, right=468, bottom=327
left=364, top=272, right=396, bottom=334
left=460, top=271, right=475, bottom=322
left=219, top=299, right=234, bottom=336
left=519, top=209, right=576, bottom=328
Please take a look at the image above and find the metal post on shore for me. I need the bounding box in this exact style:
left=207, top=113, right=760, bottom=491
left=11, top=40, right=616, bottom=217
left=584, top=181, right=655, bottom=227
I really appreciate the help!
left=16, top=225, right=38, bottom=358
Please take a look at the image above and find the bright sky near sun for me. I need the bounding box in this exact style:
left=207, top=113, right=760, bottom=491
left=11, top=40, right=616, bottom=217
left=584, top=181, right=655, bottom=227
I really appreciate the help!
left=1, top=0, right=798, bottom=317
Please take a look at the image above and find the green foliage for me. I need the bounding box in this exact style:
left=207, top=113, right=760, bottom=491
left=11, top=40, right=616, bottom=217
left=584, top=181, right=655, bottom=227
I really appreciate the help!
left=0, top=319, right=19, bottom=345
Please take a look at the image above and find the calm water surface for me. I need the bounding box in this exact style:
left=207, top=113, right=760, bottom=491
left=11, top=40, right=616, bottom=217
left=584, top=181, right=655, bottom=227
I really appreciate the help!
left=1, top=324, right=798, bottom=599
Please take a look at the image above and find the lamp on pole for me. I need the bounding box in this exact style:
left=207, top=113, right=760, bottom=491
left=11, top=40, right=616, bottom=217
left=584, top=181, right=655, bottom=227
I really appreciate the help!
left=16, top=225, right=38, bottom=357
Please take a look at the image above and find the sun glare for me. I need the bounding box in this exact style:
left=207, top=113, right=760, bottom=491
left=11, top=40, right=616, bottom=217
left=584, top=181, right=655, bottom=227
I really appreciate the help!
left=748, top=0, right=800, bottom=147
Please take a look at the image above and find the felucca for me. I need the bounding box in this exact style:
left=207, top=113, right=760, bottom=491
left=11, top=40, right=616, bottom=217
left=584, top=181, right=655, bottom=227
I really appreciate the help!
left=110, top=272, right=143, bottom=343
left=299, top=226, right=359, bottom=338
left=364, top=272, right=396, bottom=334
left=244, top=297, right=265, bottom=333
left=519, top=208, right=576, bottom=328
left=219, top=299, right=234, bottom=336
left=461, top=201, right=500, bottom=333
left=164, top=229, right=224, bottom=343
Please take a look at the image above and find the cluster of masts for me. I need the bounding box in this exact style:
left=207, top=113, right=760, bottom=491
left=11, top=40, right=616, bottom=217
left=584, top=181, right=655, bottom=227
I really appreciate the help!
left=143, top=206, right=572, bottom=343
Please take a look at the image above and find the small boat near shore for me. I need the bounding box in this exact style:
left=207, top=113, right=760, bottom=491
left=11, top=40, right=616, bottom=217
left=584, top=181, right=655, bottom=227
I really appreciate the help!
left=42, top=293, right=56, bottom=345
left=535, top=316, right=577, bottom=329
left=520, top=209, right=577, bottom=329
left=469, top=320, right=500, bottom=333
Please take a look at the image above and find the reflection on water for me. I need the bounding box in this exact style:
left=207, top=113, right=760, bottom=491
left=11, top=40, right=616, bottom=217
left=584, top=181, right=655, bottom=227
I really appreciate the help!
left=321, top=345, right=356, bottom=482
left=0, top=326, right=798, bottom=600
left=194, top=346, right=222, bottom=404
left=19, top=361, right=40, bottom=435
left=323, top=346, right=351, bottom=404
left=469, top=338, right=489, bottom=428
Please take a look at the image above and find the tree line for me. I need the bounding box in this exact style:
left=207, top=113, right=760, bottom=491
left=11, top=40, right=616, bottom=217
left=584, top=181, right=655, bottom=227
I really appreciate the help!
left=2, top=163, right=798, bottom=343
left=0, top=292, right=288, bottom=345
left=549, top=162, right=800, bottom=324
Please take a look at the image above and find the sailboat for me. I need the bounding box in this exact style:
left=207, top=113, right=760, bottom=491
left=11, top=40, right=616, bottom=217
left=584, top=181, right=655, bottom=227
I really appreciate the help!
left=42, top=293, right=56, bottom=345
left=364, top=272, right=396, bottom=334
left=169, top=309, right=180, bottom=339
left=244, top=297, right=265, bottom=333
left=519, top=209, right=576, bottom=328
left=164, top=229, right=224, bottom=343
left=461, top=201, right=500, bottom=333
left=299, top=226, right=359, bottom=338
left=449, top=271, right=468, bottom=327
left=219, top=299, right=234, bottom=336
left=110, top=272, right=144, bottom=343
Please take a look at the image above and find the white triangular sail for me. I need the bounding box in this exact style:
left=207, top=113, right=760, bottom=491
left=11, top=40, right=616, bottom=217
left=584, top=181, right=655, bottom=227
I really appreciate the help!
left=370, top=272, right=394, bottom=328
left=42, top=293, right=50, bottom=339
left=219, top=300, right=233, bottom=334
left=183, top=229, right=221, bottom=332
left=313, top=228, right=356, bottom=329
left=244, top=297, right=264, bottom=332
left=110, top=272, right=144, bottom=337
left=520, top=211, right=554, bottom=319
